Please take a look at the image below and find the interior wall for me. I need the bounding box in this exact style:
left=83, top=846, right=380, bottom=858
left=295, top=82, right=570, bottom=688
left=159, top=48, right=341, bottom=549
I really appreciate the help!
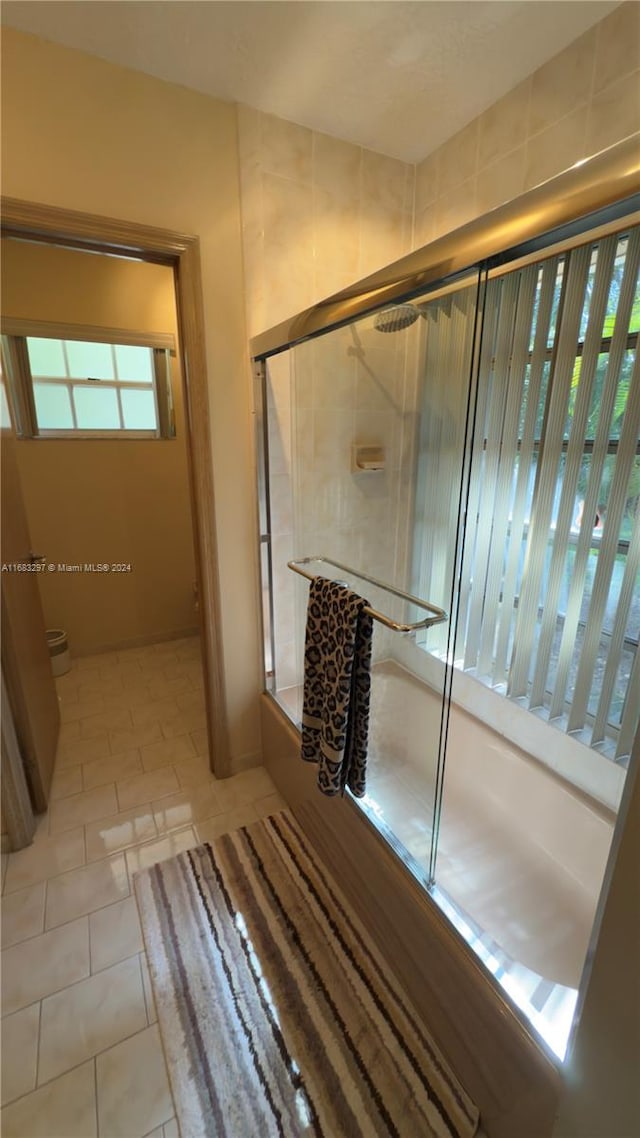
left=0, top=27, right=261, bottom=767
left=1, top=239, right=197, bottom=656
left=413, top=2, right=640, bottom=243
left=238, top=108, right=417, bottom=690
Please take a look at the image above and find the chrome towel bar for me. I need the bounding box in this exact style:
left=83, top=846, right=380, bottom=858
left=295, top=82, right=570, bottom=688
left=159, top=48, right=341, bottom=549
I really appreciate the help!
left=287, top=556, right=448, bottom=633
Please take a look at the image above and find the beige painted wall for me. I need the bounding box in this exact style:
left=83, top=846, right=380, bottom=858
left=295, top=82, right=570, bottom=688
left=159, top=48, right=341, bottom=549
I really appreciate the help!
left=2, top=238, right=197, bottom=656
left=1, top=27, right=260, bottom=767
left=413, top=1, right=640, bottom=244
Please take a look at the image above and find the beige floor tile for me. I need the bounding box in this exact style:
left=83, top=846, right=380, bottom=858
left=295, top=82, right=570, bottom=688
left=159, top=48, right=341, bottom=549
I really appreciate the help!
left=80, top=707, right=134, bottom=739
left=140, top=734, right=196, bottom=772
left=1, top=917, right=89, bottom=1016
left=56, top=733, right=111, bottom=769
left=253, top=792, right=289, bottom=820
left=59, top=697, right=106, bottom=725
left=57, top=720, right=81, bottom=744
left=4, top=829, right=85, bottom=895
left=163, top=1119, right=179, bottom=1138
left=1, top=851, right=7, bottom=893
left=45, top=853, right=130, bottom=930
left=152, top=786, right=223, bottom=834
left=173, top=754, right=213, bottom=789
left=38, top=955, right=147, bottom=1084
left=125, top=827, right=197, bottom=877
left=160, top=708, right=207, bottom=740
left=50, top=766, right=83, bottom=800
left=90, top=896, right=143, bottom=973
left=131, top=698, right=180, bottom=728
left=96, top=1024, right=173, bottom=1138
left=49, top=784, right=118, bottom=835
left=110, top=722, right=164, bottom=756
left=144, top=1128, right=164, bottom=1138
left=1, top=882, right=46, bottom=948
left=175, top=688, right=205, bottom=713
left=1, top=1003, right=40, bottom=1106
left=214, top=766, right=277, bottom=811
left=196, top=805, right=259, bottom=845
left=82, top=748, right=143, bottom=791
left=86, top=805, right=158, bottom=862
left=117, top=768, right=180, bottom=812
left=146, top=677, right=193, bottom=701
left=189, top=727, right=208, bottom=756
left=139, top=952, right=157, bottom=1025
left=0, top=1059, right=97, bottom=1138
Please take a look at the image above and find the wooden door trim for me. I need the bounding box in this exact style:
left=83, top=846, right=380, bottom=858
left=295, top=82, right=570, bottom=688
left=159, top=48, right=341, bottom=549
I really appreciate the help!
left=1, top=197, right=231, bottom=778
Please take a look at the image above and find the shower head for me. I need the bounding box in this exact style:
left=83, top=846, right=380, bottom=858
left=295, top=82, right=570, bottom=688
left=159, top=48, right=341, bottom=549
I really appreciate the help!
left=373, top=304, right=419, bottom=333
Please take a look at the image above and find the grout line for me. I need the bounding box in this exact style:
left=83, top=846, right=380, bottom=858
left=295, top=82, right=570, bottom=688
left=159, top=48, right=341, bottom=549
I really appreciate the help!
left=94, top=1055, right=100, bottom=1138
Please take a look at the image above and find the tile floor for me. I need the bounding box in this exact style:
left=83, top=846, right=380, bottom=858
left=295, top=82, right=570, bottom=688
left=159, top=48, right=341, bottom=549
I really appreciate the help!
left=1, top=636, right=286, bottom=1137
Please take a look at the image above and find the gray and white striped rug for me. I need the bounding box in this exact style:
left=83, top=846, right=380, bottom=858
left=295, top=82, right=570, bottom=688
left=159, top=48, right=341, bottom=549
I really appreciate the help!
left=134, top=812, right=480, bottom=1138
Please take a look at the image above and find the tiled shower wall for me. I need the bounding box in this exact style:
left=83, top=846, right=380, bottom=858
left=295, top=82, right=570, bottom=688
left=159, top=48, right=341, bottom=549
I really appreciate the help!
left=414, top=2, right=640, bottom=243
left=238, top=107, right=418, bottom=689
left=238, top=0, right=639, bottom=695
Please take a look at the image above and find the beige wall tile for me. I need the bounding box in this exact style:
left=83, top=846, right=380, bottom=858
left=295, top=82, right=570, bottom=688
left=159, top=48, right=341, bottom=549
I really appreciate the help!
left=525, top=106, right=589, bottom=191
left=1, top=1002, right=40, bottom=1106
left=96, top=1025, right=173, bottom=1137
left=414, top=204, right=436, bottom=249
left=437, top=119, right=479, bottom=195
left=530, top=26, right=596, bottom=135
left=587, top=69, right=640, bottom=156
left=1, top=917, right=89, bottom=1016
left=0, top=1059, right=97, bottom=1138
left=45, top=854, right=130, bottom=929
left=415, top=151, right=438, bottom=211
left=362, top=148, right=411, bottom=211
left=261, top=113, right=313, bottom=183
left=594, top=2, right=640, bottom=94
left=478, top=78, right=531, bottom=169
left=4, top=828, right=85, bottom=894
left=1, top=881, right=45, bottom=948
left=49, top=784, right=118, bottom=836
left=476, top=146, right=526, bottom=215
left=434, top=175, right=478, bottom=238
left=89, top=895, right=143, bottom=973
left=313, top=130, right=361, bottom=201
left=38, top=955, right=147, bottom=1083
left=85, top=804, right=157, bottom=862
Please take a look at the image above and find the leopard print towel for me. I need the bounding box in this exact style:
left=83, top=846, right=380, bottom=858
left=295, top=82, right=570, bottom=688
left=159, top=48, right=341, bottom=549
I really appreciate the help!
left=301, top=576, right=373, bottom=797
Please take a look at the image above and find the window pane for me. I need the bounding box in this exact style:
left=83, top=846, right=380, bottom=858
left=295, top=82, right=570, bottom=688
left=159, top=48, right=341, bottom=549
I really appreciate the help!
left=27, top=338, right=66, bottom=377
left=73, top=385, right=120, bottom=429
left=33, top=382, right=74, bottom=428
left=114, top=344, right=154, bottom=383
left=120, top=388, right=157, bottom=430
left=66, top=340, right=114, bottom=380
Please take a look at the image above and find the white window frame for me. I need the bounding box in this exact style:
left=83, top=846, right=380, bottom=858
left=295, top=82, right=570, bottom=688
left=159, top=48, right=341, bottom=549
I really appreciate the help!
left=0, top=319, right=176, bottom=440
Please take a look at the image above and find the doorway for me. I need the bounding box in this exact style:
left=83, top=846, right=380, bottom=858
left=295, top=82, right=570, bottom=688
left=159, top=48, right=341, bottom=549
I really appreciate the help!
left=1, top=198, right=230, bottom=846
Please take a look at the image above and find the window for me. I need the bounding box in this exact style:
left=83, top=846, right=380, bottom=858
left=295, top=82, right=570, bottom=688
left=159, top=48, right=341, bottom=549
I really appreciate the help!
left=456, top=226, right=639, bottom=764
left=1, top=327, right=175, bottom=438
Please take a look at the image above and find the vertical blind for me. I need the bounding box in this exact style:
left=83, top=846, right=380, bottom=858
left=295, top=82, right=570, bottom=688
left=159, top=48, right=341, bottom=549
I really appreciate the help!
left=423, top=224, right=640, bottom=763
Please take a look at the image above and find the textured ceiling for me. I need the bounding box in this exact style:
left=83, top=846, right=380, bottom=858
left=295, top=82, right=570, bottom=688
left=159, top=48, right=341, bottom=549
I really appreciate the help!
left=1, top=1, right=619, bottom=162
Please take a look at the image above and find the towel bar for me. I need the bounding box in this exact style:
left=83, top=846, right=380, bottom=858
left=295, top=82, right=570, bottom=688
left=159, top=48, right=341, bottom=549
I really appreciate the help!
left=287, top=556, right=448, bottom=633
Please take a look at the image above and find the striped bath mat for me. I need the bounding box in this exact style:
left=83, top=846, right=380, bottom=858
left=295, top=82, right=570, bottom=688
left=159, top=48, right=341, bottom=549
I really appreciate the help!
left=134, top=812, right=479, bottom=1138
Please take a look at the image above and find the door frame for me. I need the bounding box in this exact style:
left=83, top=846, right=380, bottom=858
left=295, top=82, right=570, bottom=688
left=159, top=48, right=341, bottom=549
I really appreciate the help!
left=1, top=196, right=231, bottom=779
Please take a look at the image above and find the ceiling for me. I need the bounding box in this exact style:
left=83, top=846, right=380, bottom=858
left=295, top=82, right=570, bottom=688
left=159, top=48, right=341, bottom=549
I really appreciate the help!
left=1, top=1, right=619, bottom=163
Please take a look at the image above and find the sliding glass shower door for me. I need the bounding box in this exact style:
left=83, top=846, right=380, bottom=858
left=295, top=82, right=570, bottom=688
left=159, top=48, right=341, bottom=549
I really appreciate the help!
left=259, top=267, right=482, bottom=880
